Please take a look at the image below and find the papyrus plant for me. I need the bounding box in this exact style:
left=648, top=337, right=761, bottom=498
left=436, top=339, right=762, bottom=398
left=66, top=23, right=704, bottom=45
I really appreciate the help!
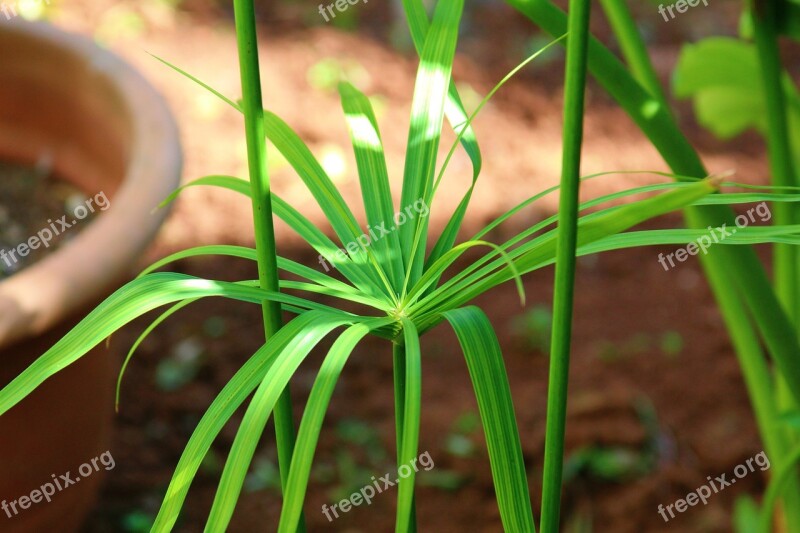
left=506, top=0, right=800, bottom=530
left=1, top=1, right=799, bottom=531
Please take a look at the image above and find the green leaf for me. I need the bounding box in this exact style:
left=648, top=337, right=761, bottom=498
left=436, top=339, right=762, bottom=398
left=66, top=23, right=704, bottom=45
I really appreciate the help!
left=338, top=81, right=405, bottom=293
left=398, top=0, right=465, bottom=285
left=443, top=306, right=535, bottom=533
left=158, top=176, right=393, bottom=306
left=411, top=179, right=720, bottom=329
left=438, top=178, right=694, bottom=303
left=733, top=495, right=760, bottom=533
left=395, top=318, right=422, bottom=533
left=759, top=442, right=800, bottom=532
left=401, top=0, right=482, bottom=181
left=263, top=111, right=397, bottom=301
left=579, top=225, right=800, bottom=257
left=152, top=311, right=339, bottom=531
left=425, top=181, right=800, bottom=319
left=425, top=35, right=567, bottom=285
left=0, top=273, right=333, bottom=418
left=673, top=37, right=800, bottom=168
left=148, top=53, right=242, bottom=112
left=408, top=239, right=525, bottom=307
left=139, top=244, right=384, bottom=308
left=204, top=314, right=355, bottom=531
left=278, top=318, right=392, bottom=532
left=673, top=38, right=765, bottom=138
left=116, top=298, right=197, bottom=410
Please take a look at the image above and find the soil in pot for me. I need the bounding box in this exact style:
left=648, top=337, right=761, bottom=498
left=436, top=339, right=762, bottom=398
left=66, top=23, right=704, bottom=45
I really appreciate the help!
left=0, top=159, right=102, bottom=280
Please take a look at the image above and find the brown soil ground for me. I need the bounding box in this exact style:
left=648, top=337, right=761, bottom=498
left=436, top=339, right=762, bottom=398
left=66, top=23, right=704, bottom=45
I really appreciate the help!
left=9, top=0, right=783, bottom=531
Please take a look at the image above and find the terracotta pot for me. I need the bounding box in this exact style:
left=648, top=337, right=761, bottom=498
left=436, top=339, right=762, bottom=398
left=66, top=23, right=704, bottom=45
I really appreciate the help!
left=0, top=22, right=181, bottom=532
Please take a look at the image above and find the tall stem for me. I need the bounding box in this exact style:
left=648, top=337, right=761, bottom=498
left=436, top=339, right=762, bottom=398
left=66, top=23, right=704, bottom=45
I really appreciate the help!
left=539, top=0, right=591, bottom=530
left=393, top=341, right=417, bottom=532
left=748, top=1, right=800, bottom=527
left=748, top=0, right=799, bottom=323
left=599, top=0, right=793, bottom=448
left=503, top=1, right=800, bottom=398
left=232, top=2, right=304, bottom=530
left=598, top=0, right=668, bottom=105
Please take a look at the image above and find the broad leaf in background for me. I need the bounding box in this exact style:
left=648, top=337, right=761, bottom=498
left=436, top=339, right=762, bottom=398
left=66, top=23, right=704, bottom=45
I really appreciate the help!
left=673, top=38, right=800, bottom=168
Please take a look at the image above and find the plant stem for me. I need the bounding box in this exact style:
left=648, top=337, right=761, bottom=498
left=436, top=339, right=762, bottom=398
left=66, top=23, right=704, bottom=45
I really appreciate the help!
left=597, top=0, right=668, bottom=105
left=748, top=1, right=800, bottom=527
left=748, top=0, right=800, bottom=323
left=233, top=2, right=304, bottom=530
left=516, top=0, right=800, bottom=527
left=505, top=0, right=800, bottom=408
left=598, top=0, right=790, bottom=461
left=393, top=341, right=417, bottom=533
left=539, top=0, right=591, bottom=530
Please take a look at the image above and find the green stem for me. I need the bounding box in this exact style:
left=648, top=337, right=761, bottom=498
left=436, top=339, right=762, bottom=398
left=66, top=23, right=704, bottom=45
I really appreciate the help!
left=598, top=0, right=789, bottom=469
left=393, top=342, right=417, bottom=533
left=505, top=0, right=800, bottom=415
left=748, top=0, right=800, bottom=322
left=539, top=0, right=591, bottom=531
left=589, top=0, right=800, bottom=526
left=748, top=2, right=800, bottom=528
left=507, top=0, right=800, bottom=528
left=705, top=267, right=800, bottom=533
left=597, top=0, right=669, bottom=105
left=232, top=2, right=304, bottom=530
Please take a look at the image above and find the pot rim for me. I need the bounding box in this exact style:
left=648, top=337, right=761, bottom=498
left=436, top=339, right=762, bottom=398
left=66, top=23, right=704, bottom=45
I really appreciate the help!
left=0, top=21, right=182, bottom=350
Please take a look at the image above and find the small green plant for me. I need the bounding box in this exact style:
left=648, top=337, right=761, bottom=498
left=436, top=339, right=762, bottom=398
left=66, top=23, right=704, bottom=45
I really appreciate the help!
left=326, top=450, right=374, bottom=502
left=1, top=1, right=799, bottom=531
left=564, top=445, right=651, bottom=482
left=122, top=510, right=157, bottom=533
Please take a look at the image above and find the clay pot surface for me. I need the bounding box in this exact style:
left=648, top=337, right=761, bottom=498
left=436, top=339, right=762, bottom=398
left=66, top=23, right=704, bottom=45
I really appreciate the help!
left=0, top=21, right=182, bottom=532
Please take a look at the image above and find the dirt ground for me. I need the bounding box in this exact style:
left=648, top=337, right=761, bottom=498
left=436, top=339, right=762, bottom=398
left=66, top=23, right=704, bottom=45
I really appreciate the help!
left=8, top=0, right=783, bottom=531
